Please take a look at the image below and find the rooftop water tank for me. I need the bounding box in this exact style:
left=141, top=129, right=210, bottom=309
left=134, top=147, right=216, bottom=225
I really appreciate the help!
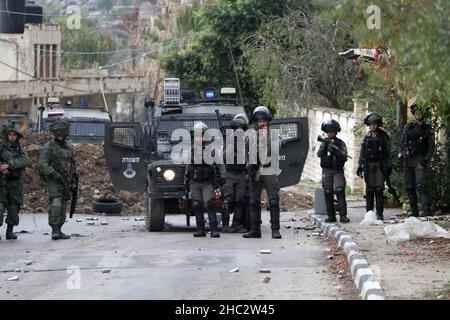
left=0, top=0, right=25, bottom=34
left=25, top=0, right=43, bottom=24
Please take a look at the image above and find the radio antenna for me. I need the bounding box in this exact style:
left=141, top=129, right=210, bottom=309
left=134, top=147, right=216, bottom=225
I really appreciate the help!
left=228, top=40, right=244, bottom=106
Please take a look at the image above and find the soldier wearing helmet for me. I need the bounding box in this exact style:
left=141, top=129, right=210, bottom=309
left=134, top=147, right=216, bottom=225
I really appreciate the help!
left=243, top=106, right=282, bottom=239
left=399, top=102, right=435, bottom=217
left=357, top=112, right=392, bottom=220
left=38, top=119, right=77, bottom=240
left=186, top=122, right=221, bottom=238
left=0, top=124, right=31, bottom=240
left=317, top=119, right=350, bottom=223
left=221, top=113, right=249, bottom=233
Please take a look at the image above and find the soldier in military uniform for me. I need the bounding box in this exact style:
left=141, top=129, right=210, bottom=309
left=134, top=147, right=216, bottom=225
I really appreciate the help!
left=399, top=103, right=435, bottom=217
left=186, top=122, right=221, bottom=238
left=243, top=106, right=282, bottom=239
left=357, top=112, right=392, bottom=220
left=317, top=119, right=350, bottom=223
left=0, top=124, right=31, bottom=240
left=221, top=113, right=249, bottom=233
left=38, top=119, right=77, bottom=240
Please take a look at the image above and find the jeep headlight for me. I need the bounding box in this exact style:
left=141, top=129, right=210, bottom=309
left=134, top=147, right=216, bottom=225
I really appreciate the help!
left=163, top=169, right=175, bottom=181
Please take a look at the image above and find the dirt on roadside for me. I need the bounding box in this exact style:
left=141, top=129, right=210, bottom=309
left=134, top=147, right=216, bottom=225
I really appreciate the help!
left=19, top=133, right=313, bottom=215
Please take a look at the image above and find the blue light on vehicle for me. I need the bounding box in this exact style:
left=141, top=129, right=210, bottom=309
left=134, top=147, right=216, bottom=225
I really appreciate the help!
left=205, top=88, right=217, bottom=99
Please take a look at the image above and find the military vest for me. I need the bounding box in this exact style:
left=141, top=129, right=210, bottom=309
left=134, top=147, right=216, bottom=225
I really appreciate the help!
left=320, top=138, right=346, bottom=170
left=405, top=122, right=430, bottom=157
left=362, top=130, right=389, bottom=163
left=49, top=140, right=76, bottom=176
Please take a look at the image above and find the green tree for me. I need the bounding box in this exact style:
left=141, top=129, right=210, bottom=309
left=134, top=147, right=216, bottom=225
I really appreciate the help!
left=59, top=18, right=117, bottom=69
left=160, top=0, right=301, bottom=110
left=245, top=4, right=366, bottom=113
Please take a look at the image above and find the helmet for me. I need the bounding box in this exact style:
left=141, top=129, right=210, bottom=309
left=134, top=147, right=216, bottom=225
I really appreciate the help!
left=3, top=123, right=23, bottom=140
left=410, top=103, right=419, bottom=114
left=231, top=113, right=249, bottom=129
left=193, top=122, right=208, bottom=132
left=364, top=112, right=383, bottom=126
left=49, top=119, right=71, bottom=136
left=251, top=106, right=272, bottom=122
left=321, top=119, right=341, bottom=133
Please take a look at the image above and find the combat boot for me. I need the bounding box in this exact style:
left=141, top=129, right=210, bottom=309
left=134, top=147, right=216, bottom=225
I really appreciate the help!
left=5, top=224, right=17, bottom=240
left=324, top=189, right=337, bottom=223
left=58, top=227, right=71, bottom=240
left=272, top=229, right=282, bottom=239
left=221, top=208, right=231, bottom=233
left=407, top=188, right=419, bottom=217
left=51, top=226, right=59, bottom=240
left=243, top=202, right=261, bottom=238
left=193, top=206, right=206, bottom=238
left=375, top=190, right=384, bottom=221
left=207, top=202, right=220, bottom=238
left=419, top=203, right=433, bottom=217
left=336, top=188, right=350, bottom=223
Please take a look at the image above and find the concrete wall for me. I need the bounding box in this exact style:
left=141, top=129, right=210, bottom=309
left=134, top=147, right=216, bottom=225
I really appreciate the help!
left=0, top=24, right=61, bottom=82
left=301, top=100, right=366, bottom=193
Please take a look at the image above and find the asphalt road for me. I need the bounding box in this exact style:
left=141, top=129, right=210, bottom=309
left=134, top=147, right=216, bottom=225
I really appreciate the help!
left=0, top=211, right=354, bottom=300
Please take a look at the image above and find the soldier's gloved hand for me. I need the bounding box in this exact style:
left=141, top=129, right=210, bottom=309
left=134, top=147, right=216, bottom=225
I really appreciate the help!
left=356, top=166, right=364, bottom=178
left=51, top=171, right=64, bottom=182
left=397, top=156, right=404, bottom=169
left=419, top=159, right=428, bottom=168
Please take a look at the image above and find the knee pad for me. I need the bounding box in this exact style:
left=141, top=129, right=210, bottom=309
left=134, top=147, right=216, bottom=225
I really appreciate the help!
left=249, top=199, right=261, bottom=209
left=366, top=186, right=375, bottom=193
left=192, top=201, right=202, bottom=211
left=335, top=187, right=345, bottom=195
left=51, top=198, right=63, bottom=209
left=222, top=199, right=234, bottom=211
left=405, top=184, right=415, bottom=192
left=374, top=186, right=384, bottom=193
left=269, top=199, right=279, bottom=209
left=416, top=183, right=427, bottom=192
left=323, top=188, right=334, bottom=196
left=207, top=199, right=216, bottom=211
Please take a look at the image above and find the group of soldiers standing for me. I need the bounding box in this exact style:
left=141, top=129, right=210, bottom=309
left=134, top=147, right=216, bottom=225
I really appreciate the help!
left=317, top=102, right=435, bottom=224
left=0, top=103, right=436, bottom=241
left=0, top=119, right=77, bottom=241
left=186, top=106, right=282, bottom=239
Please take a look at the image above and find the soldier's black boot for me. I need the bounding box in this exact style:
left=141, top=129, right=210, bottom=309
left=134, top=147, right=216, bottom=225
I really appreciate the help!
left=243, top=201, right=261, bottom=238
left=366, top=189, right=375, bottom=212
left=375, top=189, right=384, bottom=220
left=193, top=202, right=206, bottom=237
left=419, top=203, right=433, bottom=217
left=269, top=201, right=281, bottom=239
left=324, top=189, right=337, bottom=223
left=272, top=230, right=281, bottom=239
left=406, top=188, right=419, bottom=217
left=336, top=188, right=350, bottom=223
left=5, top=224, right=17, bottom=240
left=230, top=202, right=246, bottom=233
left=58, top=226, right=71, bottom=240
left=207, top=200, right=220, bottom=238
left=51, top=226, right=59, bottom=240
left=221, top=204, right=232, bottom=233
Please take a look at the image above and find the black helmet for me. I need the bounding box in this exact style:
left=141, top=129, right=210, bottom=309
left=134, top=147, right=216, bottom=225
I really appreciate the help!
left=364, top=112, right=383, bottom=126
left=321, top=119, right=341, bottom=133
left=251, top=106, right=272, bottom=122
left=410, top=103, right=419, bottom=114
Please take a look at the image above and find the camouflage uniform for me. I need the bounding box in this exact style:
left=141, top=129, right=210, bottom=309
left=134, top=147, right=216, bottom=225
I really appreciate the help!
left=38, top=119, right=76, bottom=240
left=186, top=122, right=220, bottom=238
left=0, top=125, right=31, bottom=240
left=222, top=113, right=249, bottom=233
left=243, top=106, right=282, bottom=239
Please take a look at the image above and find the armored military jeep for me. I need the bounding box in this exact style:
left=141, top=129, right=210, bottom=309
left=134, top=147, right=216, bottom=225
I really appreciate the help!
left=104, top=78, right=309, bottom=231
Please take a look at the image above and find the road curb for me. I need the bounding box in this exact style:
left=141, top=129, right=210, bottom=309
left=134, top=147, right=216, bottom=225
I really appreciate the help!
left=310, top=214, right=385, bottom=300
